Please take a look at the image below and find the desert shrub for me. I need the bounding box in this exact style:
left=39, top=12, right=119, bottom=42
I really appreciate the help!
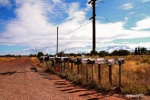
left=141, top=58, right=150, bottom=64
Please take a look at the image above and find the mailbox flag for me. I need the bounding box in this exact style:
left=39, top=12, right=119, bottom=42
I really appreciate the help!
left=55, top=67, right=59, bottom=71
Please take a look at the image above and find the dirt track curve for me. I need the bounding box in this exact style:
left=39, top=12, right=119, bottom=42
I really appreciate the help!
left=0, top=57, right=142, bottom=100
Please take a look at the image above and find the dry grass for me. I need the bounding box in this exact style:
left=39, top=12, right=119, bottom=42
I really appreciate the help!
left=39, top=55, right=150, bottom=95
left=0, top=57, right=16, bottom=62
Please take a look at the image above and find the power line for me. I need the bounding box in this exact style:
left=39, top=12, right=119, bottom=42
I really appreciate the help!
left=59, top=21, right=92, bottom=38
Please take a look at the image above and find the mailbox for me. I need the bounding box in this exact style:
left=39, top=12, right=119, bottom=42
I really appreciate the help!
left=55, top=57, right=61, bottom=63
left=95, top=58, right=104, bottom=64
left=69, top=58, right=75, bottom=63
left=115, top=58, right=124, bottom=65
left=87, top=59, right=95, bottom=64
left=106, top=59, right=114, bottom=65
left=81, top=58, right=89, bottom=64
left=44, top=56, right=49, bottom=61
left=49, top=57, right=55, bottom=61
left=61, top=57, right=69, bottom=61
left=75, top=58, right=82, bottom=64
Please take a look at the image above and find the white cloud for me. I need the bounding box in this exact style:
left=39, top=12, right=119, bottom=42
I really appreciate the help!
left=0, top=0, right=11, bottom=7
left=120, top=3, right=133, bottom=10
left=0, top=0, right=150, bottom=54
left=141, top=0, right=150, bottom=2
left=52, top=0, right=61, bottom=3
left=131, top=17, right=150, bottom=30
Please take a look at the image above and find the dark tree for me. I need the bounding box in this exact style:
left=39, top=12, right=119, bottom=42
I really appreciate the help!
left=37, top=51, right=44, bottom=58
left=90, top=50, right=98, bottom=55
left=112, top=49, right=130, bottom=56
left=99, top=51, right=108, bottom=57
left=138, top=47, right=141, bottom=55
left=135, top=47, right=138, bottom=55
left=141, top=47, right=147, bottom=54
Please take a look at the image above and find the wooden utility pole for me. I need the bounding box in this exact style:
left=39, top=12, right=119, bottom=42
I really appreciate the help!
left=88, top=0, right=96, bottom=55
left=56, top=27, right=58, bottom=55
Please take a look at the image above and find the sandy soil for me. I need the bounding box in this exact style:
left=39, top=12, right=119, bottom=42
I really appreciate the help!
left=0, top=57, right=149, bottom=100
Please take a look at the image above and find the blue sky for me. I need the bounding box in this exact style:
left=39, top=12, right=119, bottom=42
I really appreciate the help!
left=0, top=0, right=150, bottom=55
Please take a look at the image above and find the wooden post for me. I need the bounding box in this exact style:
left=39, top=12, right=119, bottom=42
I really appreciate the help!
left=109, top=65, right=112, bottom=86
left=98, top=64, right=101, bottom=85
left=86, top=64, right=88, bottom=82
left=92, top=64, right=94, bottom=82
left=77, top=63, right=80, bottom=74
left=119, top=64, right=121, bottom=88
left=71, top=63, right=73, bottom=70
left=64, top=62, right=66, bottom=71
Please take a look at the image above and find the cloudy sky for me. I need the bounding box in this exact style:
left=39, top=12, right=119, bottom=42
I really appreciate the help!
left=0, top=0, right=150, bottom=55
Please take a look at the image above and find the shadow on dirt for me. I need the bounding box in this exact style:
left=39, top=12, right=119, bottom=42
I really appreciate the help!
left=0, top=71, right=16, bottom=75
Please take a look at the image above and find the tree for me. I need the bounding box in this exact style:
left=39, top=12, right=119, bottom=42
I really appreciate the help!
left=57, top=51, right=64, bottom=57
left=135, top=47, right=138, bottom=55
left=141, top=47, right=147, bottom=54
left=90, top=50, right=98, bottom=55
left=138, top=47, right=141, bottom=55
left=37, top=51, right=44, bottom=58
left=111, top=49, right=130, bottom=56
left=99, top=51, right=108, bottom=57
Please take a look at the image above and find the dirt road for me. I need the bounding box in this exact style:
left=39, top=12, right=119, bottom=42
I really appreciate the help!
left=0, top=57, right=129, bottom=100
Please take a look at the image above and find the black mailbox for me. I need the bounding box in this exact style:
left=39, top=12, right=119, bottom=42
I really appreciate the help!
left=75, top=58, right=82, bottom=64
left=115, top=58, right=124, bottom=65
left=69, top=58, right=75, bottom=63
left=55, top=57, right=61, bottom=61
left=44, top=56, right=49, bottom=61
left=87, top=59, right=95, bottom=64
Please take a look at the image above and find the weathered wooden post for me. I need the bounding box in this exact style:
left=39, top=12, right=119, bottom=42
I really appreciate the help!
left=61, top=57, right=69, bottom=72
left=106, top=59, right=114, bottom=87
left=115, top=58, right=124, bottom=89
left=87, top=59, right=95, bottom=82
left=76, top=58, right=82, bottom=75
left=55, top=57, right=61, bottom=72
left=95, top=58, right=104, bottom=86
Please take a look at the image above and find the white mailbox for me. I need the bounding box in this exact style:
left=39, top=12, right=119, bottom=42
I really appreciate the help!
left=49, top=57, right=55, bottom=61
left=61, top=57, right=69, bottom=61
left=95, top=58, right=104, bottom=64
left=81, top=58, right=89, bottom=64
left=106, top=59, right=114, bottom=65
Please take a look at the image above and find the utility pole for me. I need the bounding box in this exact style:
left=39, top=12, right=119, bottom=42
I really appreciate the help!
left=88, top=0, right=96, bottom=55
left=56, top=27, right=58, bottom=55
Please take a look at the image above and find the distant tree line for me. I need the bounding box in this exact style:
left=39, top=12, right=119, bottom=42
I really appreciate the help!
left=0, top=54, right=21, bottom=57
left=28, top=47, right=150, bottom=58
left=134, top=47, right=150, bottom=55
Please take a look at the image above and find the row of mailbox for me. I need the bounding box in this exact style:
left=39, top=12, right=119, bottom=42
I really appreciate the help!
left=40, top=56, right=125, bottom=65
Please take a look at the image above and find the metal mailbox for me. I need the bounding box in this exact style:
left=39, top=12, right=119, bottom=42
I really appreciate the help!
left=95, top=58, right=104, bottom=64
left=69, top=58, right=75, bottom=63
left=115, top=58, right=124, bottom=65
left=106, top=59, right=114, bottom=65
left=49, top=57, right=55, bottom=61
left=87, top=59, right=95, bottom=64
left=75, top=58, right=82, bottom=64
left=81, top=58, right=89, bottom=64
left=61, top=57, right=69, bottom=61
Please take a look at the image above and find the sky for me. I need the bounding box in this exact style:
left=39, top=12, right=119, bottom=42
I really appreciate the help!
left=0, top=0, right=150, bottom=55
